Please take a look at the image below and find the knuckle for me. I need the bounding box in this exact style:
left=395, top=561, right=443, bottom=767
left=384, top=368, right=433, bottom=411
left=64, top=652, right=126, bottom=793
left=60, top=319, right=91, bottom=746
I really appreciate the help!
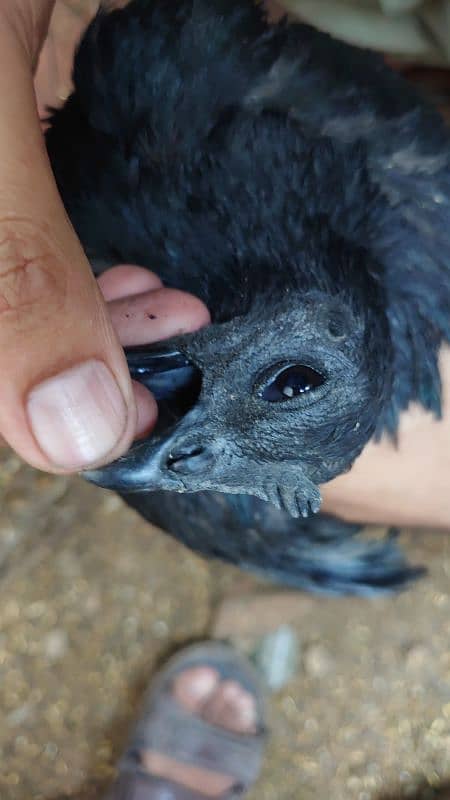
left=0, top=218, right=67, bottom=326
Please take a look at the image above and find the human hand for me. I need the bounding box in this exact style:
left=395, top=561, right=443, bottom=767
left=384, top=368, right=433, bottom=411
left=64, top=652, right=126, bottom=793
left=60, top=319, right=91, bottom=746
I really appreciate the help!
left=97, top=265, right=210, bottom=440
left=0, top=2, right=209, bottom=473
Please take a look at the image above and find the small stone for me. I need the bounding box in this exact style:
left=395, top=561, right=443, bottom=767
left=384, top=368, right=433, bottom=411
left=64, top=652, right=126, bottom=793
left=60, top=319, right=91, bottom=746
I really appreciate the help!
left=26, top=602, right=47, bottom=620
left=349, top=750, right=366, bottom=767
left=254, top=625, right=300, bottom=690
left=152, top=620, right=169, bottom=638
left=43, top=742, right=58, bottom=759
left=430, top=717, right=446, bottom=734
left=43, top=630, right=68, bottom=661
left=7, top=704, right=33, bottom=727
left=347, top=776, right=362, bottom=790
left=304, top=644, right=335, bottom=679
left=405, top=644, right=429, bottom=671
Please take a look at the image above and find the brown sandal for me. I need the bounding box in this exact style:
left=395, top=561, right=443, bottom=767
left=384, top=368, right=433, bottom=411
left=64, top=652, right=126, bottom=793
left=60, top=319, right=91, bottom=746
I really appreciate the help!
left=107, top=642, right=267, bottom=800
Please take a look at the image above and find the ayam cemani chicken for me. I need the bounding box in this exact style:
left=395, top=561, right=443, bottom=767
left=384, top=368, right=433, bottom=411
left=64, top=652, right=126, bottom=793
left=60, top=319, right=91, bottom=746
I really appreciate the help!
left=46, top=0, right=450, bottom=595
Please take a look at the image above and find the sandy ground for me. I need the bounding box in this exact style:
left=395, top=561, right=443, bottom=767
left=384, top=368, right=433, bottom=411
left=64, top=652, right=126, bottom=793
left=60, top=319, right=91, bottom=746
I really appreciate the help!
left=1, top=455, right=450, bottom=800
left=1, top=2, right=450, bottom=799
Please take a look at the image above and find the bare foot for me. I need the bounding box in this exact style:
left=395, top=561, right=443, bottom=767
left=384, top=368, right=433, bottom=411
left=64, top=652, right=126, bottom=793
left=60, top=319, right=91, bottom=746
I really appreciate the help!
left=140, top=666, right=258, bottom=797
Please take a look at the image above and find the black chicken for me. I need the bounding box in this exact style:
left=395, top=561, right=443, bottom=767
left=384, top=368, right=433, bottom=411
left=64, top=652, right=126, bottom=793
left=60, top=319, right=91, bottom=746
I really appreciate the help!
left=46, top=0, right=450, bottom=595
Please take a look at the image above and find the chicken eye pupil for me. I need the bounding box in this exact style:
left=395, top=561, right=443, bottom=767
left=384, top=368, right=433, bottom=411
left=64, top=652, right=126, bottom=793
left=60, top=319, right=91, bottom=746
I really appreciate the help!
left=261, top=365, right=325, bottom=402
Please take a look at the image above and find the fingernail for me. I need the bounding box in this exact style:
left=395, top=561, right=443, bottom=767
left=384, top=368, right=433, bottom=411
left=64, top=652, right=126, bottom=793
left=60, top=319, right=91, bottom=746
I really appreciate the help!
left=27, top=360, right=127, bottom=469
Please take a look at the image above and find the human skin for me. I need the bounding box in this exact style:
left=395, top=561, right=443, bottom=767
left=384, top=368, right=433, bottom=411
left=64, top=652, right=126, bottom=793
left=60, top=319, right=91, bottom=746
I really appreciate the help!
left=321, top=347, right=450, bottom=528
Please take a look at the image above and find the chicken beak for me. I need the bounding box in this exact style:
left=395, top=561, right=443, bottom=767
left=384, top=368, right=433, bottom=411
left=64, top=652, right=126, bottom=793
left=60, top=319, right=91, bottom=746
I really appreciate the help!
left=83, top=343, right=204, bottom=492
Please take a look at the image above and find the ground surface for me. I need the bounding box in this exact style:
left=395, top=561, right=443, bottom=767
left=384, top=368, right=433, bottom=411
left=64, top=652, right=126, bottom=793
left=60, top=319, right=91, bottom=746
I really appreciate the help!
left=2, top=2, right=450, bottom=799
left=1, top=452, right=450, bottom=800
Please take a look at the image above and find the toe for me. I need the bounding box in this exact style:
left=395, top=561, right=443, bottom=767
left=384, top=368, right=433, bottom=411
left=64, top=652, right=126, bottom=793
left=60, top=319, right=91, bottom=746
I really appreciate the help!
left=201, top=679, right=257, bottom=734
left=218, top=681, right=258, bottom=734
left=172, top=667, right=220, bottom=713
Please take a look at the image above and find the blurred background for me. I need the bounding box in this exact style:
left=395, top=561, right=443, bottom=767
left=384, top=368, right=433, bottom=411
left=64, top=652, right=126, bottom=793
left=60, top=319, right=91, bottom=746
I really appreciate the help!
left=1, top=2, right=450, bottom=799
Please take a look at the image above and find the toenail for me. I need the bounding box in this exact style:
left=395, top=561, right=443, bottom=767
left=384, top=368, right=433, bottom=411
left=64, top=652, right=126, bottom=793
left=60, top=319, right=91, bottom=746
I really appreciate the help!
left=238, top=705, right=255, bottom=722
left=174, top=667, right=219, bottom=700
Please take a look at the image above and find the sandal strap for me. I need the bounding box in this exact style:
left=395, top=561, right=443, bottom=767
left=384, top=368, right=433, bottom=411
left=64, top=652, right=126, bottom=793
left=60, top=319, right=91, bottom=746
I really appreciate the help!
left=121, top=694, right=264, bottom=788
left=109, top=770, right=244, bottom=800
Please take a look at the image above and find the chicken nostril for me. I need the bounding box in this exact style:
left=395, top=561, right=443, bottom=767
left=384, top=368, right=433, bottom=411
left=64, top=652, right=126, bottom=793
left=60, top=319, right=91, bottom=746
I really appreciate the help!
left=166, top=444, right=210, bottom=474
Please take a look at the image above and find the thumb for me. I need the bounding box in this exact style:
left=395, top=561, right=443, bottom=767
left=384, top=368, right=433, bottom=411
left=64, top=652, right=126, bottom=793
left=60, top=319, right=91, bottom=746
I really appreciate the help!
left=0, top=10, right=137, bottom=472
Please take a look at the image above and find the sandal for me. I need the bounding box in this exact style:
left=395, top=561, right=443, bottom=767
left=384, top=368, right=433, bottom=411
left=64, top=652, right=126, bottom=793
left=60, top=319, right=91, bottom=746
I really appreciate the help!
left=106, top=642, right=267, bottom=799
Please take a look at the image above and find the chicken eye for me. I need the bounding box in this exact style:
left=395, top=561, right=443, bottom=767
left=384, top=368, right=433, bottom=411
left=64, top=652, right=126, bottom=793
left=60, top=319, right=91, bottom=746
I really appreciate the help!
left=260, top=364, right=325, bottom=402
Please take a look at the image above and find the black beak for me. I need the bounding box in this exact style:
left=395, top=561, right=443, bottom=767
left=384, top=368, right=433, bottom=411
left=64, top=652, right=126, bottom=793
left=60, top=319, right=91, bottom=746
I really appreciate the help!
left=84, top=344, right=204, bottom=492
left=125, top=344, right=197, bottom=401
